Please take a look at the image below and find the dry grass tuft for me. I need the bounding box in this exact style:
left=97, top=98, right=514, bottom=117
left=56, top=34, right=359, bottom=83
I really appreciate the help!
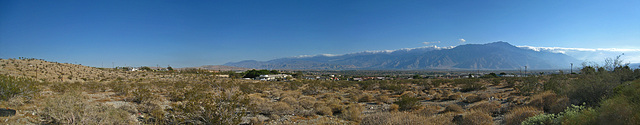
left=39, top=92, right=133, bottom=124
left=362, top=111, right=428, bottom=125
left=443, top=104, right=464, bottom=113
left=469, top=101, right=501, bottom=114
left=414, top=105, right=442, bottom=117
left=462, top=110, right=493, bottom=125
left=527, top=91, right=569, bottom=114
left=340, top=104, right=363, bottom=123
left=505, top=106, right=543, bottom=125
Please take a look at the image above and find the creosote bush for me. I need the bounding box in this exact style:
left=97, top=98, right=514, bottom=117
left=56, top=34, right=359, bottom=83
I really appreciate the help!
left=394, top=95, right=420, bottom=111
left=0, top=74, right=38, bottom=101
left=171, top=88, right=250, bottom=125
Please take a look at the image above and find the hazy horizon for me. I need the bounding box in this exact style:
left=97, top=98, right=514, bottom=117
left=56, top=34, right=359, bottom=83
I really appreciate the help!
left=1, top=0, right=639, bottom=68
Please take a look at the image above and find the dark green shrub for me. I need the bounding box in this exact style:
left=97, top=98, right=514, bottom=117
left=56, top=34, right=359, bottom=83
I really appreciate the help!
left=394, top=95, right=420, bottom=111
left=564, top=74, right=621, bottom=106
left=460, top=82, right=486, bottom=92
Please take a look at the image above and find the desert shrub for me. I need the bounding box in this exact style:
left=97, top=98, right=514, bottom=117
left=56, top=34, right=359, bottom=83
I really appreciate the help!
left=238, top=82, right=265, bottom=93
left=376, top=95, right=393, bottom=104
left=171, top=88, right=250, bottom=125
left=280, top=96, right=299, bottom=106
left=248, top=94, right=273, bottom=115
left=167, top=87, right=187, bottom=102
left=299, top=96, right=317, bottom=109
left=425, top=112, right=457, bottom=125
left=346, top=90, right=363, bottom=102
left=39, top=92, right=133, bottom=124
left=460, top=82, right=485, bottom=92
left=522, top=101, right=608, bottom=125
left=50, top=81, right=82, bottom=93
left=564, top=73, right=622, bottom=106
left=358, top=93, right=374, bottom=102
left=462, top=110, right=493, bottom=125
left=431, top=79, right=451, bottom=87
left=463, top=94, right=483, bottom=103
left=380, top=82, right=408, bottom=94
left=414, top=105, right=441, bottom=117
left=389, top=104, right=399, bottom=112
left=453, top=78, right=479, bottom=85
left=361, top=112, right=428, bottom=125
left=443, top=104, right=464, bottom=113
left=491, top=78, right=502, bottom=86
left=469, top=101, right=501, bottom=114
left=504, top=106, right=543, bottom=125
left=83, top=82, right=107, bottom=93
left=108, top=82, right=131, bottom=96
left=271, top=102, right=294, bottom=115
left=544, top=75, right=570, bottom=94
left=516, top=77, right=542, bottom=95
left=0, top=75, right=38, bottom=101
left=595, top=80, right=640, bottom=125
left=505, top=77, right=519, bottom=88
left=394, top=95, right=420, bottom=111
left=522, top=113, right=558, bottom=125
left=314, top=103, right=333, bottom=116
left=340, top=104, right=363, bottom=123
left=557, top=104, right=597, bottom=125
left=527, top=91, right=570, bottom=114
left=130, top=87, right=157, bottom=104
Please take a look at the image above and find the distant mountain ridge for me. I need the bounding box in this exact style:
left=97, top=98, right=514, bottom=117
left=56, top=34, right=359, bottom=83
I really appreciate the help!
left=224, top=42, right=581, bottom=70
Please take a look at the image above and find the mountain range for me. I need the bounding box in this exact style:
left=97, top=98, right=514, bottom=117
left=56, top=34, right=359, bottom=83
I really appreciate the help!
left=224, top=42, right=581, bottom=70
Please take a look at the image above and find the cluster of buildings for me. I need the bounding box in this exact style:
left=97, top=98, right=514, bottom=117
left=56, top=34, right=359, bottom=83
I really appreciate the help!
left=242, top=74, right=293, bottom=81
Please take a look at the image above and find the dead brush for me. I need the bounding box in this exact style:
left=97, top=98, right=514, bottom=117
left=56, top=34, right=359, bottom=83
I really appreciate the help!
left=527, top=91, right=569, bottom=114
left=39, top=92, right=133, bottom=124
left=504, top=106, right=543, bottom=125
left=362, top=111, right=428, bottom=125
left=442, top=104, right=464, bottom=113
left=468, top=101, right=501, bottom=115
left=413, top=105, right=442, bottom=117
left=461, top=110, right=493, bottom=125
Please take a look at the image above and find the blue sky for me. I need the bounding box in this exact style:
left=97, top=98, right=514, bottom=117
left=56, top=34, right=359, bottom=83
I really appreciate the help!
left=1, top=0, right=639, bottom=68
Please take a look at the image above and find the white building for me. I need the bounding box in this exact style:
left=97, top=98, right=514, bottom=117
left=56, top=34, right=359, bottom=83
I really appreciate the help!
left=257, top=74, right=292, bottom=81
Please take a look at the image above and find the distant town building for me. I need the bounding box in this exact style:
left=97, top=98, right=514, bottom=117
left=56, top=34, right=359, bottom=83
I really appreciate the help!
left=215, top=75, right=230, bottom=78
left=258, top=74, right=292, bottom=81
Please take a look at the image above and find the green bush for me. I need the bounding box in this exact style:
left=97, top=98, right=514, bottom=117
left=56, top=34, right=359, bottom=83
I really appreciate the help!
left=564, top=73, right=621, bottom=106
left=0, top=75, right=38, bottom=101
left=460, top=82, right=486, bottom=92
left=394, top=95, right=420, bottom=111
left=522, top=113, right=558, bottom=125
left=516, top=77, right=542, bottom=95
left=522, top=104, right=597, bottom=125
left=557, top=104, right=598, bottom=125
left=596, top=79, right=640, bottom=125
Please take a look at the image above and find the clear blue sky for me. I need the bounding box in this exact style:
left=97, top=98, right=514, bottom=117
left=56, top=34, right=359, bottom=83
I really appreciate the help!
left=1, top=0, right=639, bottom=67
